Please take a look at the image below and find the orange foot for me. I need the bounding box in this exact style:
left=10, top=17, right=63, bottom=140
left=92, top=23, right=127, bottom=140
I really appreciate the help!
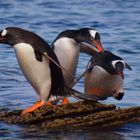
left=61, top=98, right=69, bottom=105
left=21, top=101, right=45, bottom=116
left=47, top=100, right=53, bottom=105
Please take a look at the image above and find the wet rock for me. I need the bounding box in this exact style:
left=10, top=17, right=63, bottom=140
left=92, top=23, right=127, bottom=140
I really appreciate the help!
left=0, top=101, right=140, bottom=130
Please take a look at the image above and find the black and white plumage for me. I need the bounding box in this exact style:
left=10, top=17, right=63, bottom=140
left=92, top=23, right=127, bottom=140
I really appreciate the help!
left=52, top=28, right=103, bottom=87
left=0, top=27, right=99, bottom=114
left=0, top=27, right=66, bottom=100
left=84, top=51, right=132, bottom=100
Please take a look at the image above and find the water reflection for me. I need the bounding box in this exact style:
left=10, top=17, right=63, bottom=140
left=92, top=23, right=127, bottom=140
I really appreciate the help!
left=12, top=125, right=126, bottom=140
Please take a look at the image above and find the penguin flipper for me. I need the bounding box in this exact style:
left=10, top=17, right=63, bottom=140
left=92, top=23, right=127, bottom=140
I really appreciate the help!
left=65, top=85, right=106, bottom=101
left=71, top=90, right=106, bottom=101
left=34, top=50, right=43, bottom=62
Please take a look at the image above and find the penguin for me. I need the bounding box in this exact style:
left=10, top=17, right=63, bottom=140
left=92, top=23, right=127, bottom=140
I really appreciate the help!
left=0, top=27, right=98, bottom=115
left=84, top=51, right=132, bottom=100
left=52, top=28, right=103, bottom=87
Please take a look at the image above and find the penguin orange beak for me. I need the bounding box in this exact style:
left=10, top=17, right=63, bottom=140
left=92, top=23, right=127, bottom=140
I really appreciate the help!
left=92, top=39, right=104, bottom=52
left=80, top=42, right=99, bottom=55
left=80, top=39, right=104, bottom=55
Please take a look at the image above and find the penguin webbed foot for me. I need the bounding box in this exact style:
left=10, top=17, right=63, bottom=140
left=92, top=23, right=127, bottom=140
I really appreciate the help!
left=61, top=98, right=69, bottom=105
left=21, top=101, right=45, bottom=116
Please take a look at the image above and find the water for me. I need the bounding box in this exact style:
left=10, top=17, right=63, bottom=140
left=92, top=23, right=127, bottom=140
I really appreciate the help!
left=0, top=0, right=140, bottom=139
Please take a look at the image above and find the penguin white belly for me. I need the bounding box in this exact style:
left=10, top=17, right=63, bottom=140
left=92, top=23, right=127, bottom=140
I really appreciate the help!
left=13, top=43, right=51, bottom=102
left=53, top=37, right=79, bottom=86
left=84, top=66, right=123, bottom=98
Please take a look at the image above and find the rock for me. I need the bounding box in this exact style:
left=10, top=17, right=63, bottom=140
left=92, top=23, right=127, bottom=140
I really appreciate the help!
left=0, top=101, right=140, bottom=130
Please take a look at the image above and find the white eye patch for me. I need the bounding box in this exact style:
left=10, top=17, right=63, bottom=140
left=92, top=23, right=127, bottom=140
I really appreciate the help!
left=1, top=29, right=7, bottom=37
left=112, top=60, right=125, bottom=68
left=89, top=30, right=97, bottom=39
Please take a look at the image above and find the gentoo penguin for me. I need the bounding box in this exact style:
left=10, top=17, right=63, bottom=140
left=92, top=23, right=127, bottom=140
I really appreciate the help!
left=52, top=28, right=103, bottom=87
left=84, top=51, right=132, bottom=100
left=0, top=27, right=98, bottom=115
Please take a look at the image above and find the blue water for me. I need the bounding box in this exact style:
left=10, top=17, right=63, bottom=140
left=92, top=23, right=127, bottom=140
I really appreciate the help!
left=0, top=0, right=140, bottom=139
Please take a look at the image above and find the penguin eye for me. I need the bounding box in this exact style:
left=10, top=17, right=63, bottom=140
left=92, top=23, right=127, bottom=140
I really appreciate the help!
left=1, top=29, right=7, bottom=37
left=112, top=60, right=125, bottom=69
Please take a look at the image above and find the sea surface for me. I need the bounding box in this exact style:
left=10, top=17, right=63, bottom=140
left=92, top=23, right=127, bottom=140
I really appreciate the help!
left=0, top=0, right=140, bottom=139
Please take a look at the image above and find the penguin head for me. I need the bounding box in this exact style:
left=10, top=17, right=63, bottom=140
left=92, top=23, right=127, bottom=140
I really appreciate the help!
left=90, top=51, right=132, bottom=79
left=74, top=28, right=104, bottom=52
left=0, top=28, right=10, bottom=44
left=111, top=60, right=126, bottom=79
left=0, top=27, right=23, bottom=45
left=0, top=27, right=40, bottom=46
left=52, top=28, right=104, bottom=54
